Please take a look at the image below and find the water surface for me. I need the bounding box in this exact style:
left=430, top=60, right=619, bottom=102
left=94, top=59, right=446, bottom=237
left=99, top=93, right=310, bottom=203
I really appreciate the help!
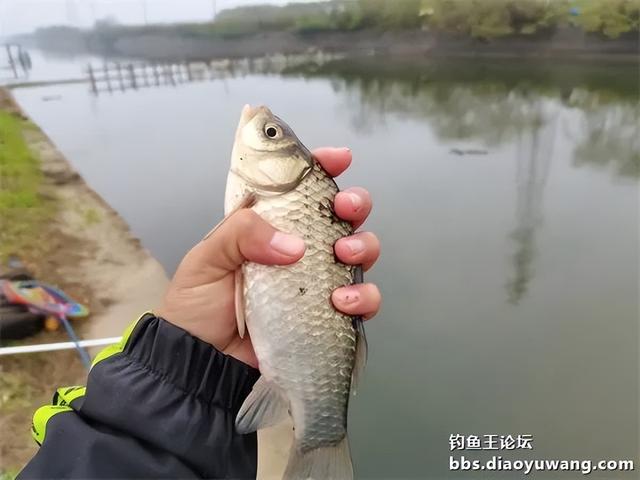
left=12, top=53, right=639, bottom=479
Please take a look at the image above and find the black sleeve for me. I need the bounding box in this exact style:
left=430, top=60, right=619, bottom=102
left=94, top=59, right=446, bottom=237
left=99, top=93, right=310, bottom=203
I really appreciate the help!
left=18, top=313, right=261, bottom=479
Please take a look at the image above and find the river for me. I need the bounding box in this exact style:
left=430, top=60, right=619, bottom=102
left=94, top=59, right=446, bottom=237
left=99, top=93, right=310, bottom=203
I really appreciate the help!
left=11, top=50, right=639, bottom=479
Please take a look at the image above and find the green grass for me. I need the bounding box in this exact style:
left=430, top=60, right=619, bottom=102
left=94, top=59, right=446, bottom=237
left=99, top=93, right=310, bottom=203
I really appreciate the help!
left=0, top=371, right=35, bottom=411
left=0, top=470, right=18, bottom=480
left=0, top=110, right=53, bottom=261
left=0, top=112, right=41, bottom=208
left=83, top=207, right=101, bottom=226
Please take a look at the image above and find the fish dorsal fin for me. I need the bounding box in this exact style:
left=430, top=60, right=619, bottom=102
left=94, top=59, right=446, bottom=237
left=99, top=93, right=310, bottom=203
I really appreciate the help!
left=236, top=377, right=289, bottom=434
left=235, top=269, right=246, bottom=339
left=351, top=265, right=367, bottom=395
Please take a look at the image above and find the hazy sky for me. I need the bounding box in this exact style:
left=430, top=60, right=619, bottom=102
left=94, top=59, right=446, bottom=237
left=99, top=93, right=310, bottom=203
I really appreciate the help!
left=0, top=0, right=311, bottom=36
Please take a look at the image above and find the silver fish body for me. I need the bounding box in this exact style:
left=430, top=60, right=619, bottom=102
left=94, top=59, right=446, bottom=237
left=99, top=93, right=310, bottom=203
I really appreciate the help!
left=246, top=162, right=355, bottom=450
left=225, top=105, right=365, bottom=479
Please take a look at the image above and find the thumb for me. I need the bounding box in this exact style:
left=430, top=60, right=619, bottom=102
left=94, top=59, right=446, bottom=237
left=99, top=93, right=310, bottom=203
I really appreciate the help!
left=175, top=209, right=305, bottom=284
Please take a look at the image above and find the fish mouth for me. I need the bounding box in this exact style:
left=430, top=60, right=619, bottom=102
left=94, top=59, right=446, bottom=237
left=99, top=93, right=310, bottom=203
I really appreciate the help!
left=239, top=104, right=271, bottom=128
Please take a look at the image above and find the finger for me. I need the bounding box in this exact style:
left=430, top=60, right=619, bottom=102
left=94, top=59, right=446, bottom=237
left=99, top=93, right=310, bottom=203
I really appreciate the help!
left=331, top=283, right=381, bottom=320
left=334, top=187, right=372, bottom=229
left=312, top=147, right=352, bottom=177
left=177, top=209, right=305, bottom=283
left=223, top=336, right=258, bottom=370
left=334, top=232, right=380, bottom=271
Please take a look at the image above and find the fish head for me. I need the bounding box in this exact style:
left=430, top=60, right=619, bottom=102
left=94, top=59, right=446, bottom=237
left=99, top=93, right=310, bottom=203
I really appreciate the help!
left=229, top=105, right=314, bottom=199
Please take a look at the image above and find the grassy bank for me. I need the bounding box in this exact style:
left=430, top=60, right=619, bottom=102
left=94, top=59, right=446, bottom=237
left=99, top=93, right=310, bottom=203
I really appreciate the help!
left=0, top=88, right=169, bottom=474
left=0, top=105, right=53, bottom=262
left=0, top=91, right=86, bottom=476
left=0, top=93, right=60, bottom=477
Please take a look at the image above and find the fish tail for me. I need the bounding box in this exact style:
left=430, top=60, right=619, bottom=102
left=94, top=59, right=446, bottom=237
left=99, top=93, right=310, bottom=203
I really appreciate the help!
left=283, top=436, right=353, bottom=480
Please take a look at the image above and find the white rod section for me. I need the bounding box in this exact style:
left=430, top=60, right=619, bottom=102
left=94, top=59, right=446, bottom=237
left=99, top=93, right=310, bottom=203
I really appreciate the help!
left=0, top=337, right=122, bottom=356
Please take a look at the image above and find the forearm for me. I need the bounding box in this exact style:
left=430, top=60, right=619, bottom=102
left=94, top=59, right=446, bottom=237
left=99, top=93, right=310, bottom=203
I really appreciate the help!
left=19, top=313, right=260, bottom=479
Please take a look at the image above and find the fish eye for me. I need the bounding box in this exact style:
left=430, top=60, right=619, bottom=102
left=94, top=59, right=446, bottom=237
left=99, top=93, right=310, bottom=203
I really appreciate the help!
left=264, top=124, right=281, bottom=139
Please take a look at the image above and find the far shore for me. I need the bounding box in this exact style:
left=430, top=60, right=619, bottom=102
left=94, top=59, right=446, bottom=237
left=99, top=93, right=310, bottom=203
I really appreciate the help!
left=21, top=27, right=639, bottom=64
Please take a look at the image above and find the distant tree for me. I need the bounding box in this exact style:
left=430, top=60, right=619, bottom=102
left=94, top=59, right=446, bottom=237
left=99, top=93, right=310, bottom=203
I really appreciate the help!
left=421, top=0, right=573, bottom=38
left=358, top=0, right=422, bottom=29
left=571, top=0, right=640, bottom=38
left=332, top=4, right=364, bottom=31
left=467, top=0, right=515, bottom=38
left=508, top=0, right=569, bottom=34
left=94, top=16, right=119, bottom=30
left=27, top=0, right=640, bottom=43
left=420, top=0, right=471, bottom=33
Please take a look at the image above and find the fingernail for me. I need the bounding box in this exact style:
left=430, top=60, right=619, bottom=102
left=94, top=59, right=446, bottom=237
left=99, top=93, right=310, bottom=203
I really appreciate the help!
left=344, top=237, right=365, bottom=255
left=270, top=232, right=305, bottom=257
left=335, top=287, right=359, bottom=305
left=346, top=192, right=362, bottom=212
left=343, top=147, right=351, bottom=153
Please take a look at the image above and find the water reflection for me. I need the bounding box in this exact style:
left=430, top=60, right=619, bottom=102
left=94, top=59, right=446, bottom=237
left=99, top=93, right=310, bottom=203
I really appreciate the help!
left=278, top=58, right=639, bottom=179
left=507, top=103, right=556, bottom=304
left=275, top=58, right=638, bottom=304
left=566, top=89, right=640, bottom=178
left=11, top=51, right=638, bottom=478
left=215, top=54, right=637, bottom=305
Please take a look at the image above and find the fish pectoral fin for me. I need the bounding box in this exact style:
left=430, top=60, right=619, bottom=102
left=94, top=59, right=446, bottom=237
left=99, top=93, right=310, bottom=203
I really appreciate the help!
left=236, top=376, right=288, bottom=434
left=351, top=318, right=368, bottom=396
left=202, top=192, right=257, bottom=241
left=235, top=269, right=246, bottom=339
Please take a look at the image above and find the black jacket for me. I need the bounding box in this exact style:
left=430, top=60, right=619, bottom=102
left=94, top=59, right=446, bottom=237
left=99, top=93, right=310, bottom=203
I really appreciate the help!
left=19, top=313, right=261, bottom=479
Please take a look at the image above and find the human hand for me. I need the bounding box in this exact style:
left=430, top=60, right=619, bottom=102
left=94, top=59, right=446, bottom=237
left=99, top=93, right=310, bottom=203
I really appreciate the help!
left=157, top=147, right=381, bottom=368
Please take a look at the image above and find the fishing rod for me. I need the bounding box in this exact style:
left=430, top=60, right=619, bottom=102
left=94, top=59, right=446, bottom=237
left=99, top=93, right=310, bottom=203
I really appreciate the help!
left=0, top=336, right=121, bottom=356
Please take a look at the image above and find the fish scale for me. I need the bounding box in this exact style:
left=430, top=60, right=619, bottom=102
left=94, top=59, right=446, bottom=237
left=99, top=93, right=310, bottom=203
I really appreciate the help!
left=243, top=162, right=356, bottom=452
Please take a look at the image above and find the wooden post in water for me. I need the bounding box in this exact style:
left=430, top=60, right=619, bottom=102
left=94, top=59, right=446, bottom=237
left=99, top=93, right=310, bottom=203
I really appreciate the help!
left=128, top=63, right=138, bottom=90
left=87, top=64, right=97, bottom=94
left=173, top=64, right=180, bottom=84
left=81, top=59, right=222, bottom=95
left=5, top=45, right=17, bottom=78
left=17, top=46, right=30, bottom=72
left=152, top=63, right=160, bottom=86
left=160, top=64, right=167, bottom=85
left=103, top=63, right=113, bottom=93
left=142, top=64, right=150, bottom=88
left=178, top=63, right=185, bottom=83
left=166, top=64, right=176, bottom=86
left=116, top=62, right=125, bottom=91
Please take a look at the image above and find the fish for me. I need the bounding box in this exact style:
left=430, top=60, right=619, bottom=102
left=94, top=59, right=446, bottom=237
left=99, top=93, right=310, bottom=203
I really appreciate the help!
left=224, top=105, right=367, bottom=479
